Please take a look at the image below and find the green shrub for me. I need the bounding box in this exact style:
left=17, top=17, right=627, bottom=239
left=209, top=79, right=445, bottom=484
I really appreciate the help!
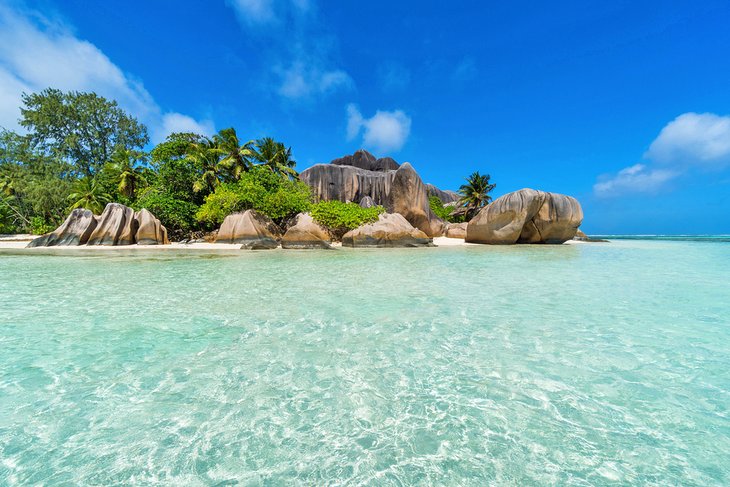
left=429, top=195, right=464, bottom=223
left=310, top=200, right=385, bottom=238
left=0, top=203, right=17, bottom=234
left=196, top=167, right=312, bottom=225
left=134, top=189, right=199, bottom=239
left=29, top=216, right=54, bottom=235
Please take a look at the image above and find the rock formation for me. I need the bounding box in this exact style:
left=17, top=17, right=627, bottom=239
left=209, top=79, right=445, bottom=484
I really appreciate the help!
left=330, top=149, right=400, bottom=172
left=299, top=151, right=450, bottom=237
left=86, top=203, right=137, bottom=246
left=215, top=210, right=281, bottom=249
left=27, top=204, right=169, bottom=247
left=445, top=222, right=467, bottom=239
left=389, top=163, right=445, bottom=237
left=359, top=196, right=375, bottom=208
left=26, top=208, right=98, bottom=247
left=466, top=189, right=583, bottom=244
left=135, top=208, right=170, bottom=245
left=426, top=184, right=460, bottom=204
left=281, top=213, right=332, bottom=249
left=342, top=213, right=432, bottom=248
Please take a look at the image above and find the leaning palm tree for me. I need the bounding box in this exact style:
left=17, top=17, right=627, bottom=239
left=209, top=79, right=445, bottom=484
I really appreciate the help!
left=214, top=128, right=254, bottom=180
left=251, top=137, right=298, bottom=178
left=68, top=177, right=112, bottom=215
left=110, top=148, right=147, bottom=199
left=187, top=139, right=225, bottom=194
left=457, top=171, right=496, bottom=220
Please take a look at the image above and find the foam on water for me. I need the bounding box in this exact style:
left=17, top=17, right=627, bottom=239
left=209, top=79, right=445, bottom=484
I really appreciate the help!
left=1, top=240, right=729, bottom=485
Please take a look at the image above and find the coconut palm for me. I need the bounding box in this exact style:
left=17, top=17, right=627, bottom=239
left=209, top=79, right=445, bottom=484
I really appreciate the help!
left=68, top=177, right=111, bottom=214
left=457, top=171, right=496, bottom=219
left=187, top=139, right=225, bottom=194
left=251, top=137, right=298, bottom=178
left=214, top=128, right=254, bottom=180
left=110, top=148, right=147, bottom=199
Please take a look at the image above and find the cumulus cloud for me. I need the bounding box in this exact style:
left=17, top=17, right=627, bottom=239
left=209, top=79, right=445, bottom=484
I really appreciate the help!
left=346, top=104, right=412, bottom=154
left=593, top=164, right=678, bottom=197
left=646, top=112, right=730, bottom=169
left=277, top=62, right=352, bottom=100
left=0, top=4, right=213, bottom=142
left=225, top=0, right=351, bottom=101
left=594, top=112, right=730, bottom=197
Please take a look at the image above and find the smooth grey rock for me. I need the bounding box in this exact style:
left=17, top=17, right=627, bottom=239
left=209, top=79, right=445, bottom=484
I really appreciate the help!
left=388, top=163, right=445, bottom=237
left=87, top=203, right=137, bottom=246
left=281, top=213, right=332, bottom=249
left=215, top=210, right=281, bottom=249
left=426, top=184, right=460, bottom=204
left=342, top=213, right=432, bottom=248
left=134, top=208, right=169, bottom=245
left=330, top=149, right=399, bottom=172
left=27, top=208, right=98, bottom=247
left=466, top=189, right=583, bottom=244
left=445, top=222, right=467, bottom=239
left=359, top=196, right=376, bottom=208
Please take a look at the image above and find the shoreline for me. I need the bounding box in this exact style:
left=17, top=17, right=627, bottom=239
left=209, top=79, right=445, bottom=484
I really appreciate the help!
left=0, top=235, right=589, bottom=251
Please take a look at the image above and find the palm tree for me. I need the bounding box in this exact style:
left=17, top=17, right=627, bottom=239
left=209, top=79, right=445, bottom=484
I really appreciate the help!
left=187, top=139, right=225, bottom=194
left=214, top=128, right=254, bottom=180
left=110, top=148, right=147, bottom=199
left=68, top=177, right=111, bottom=214
left=251, top=137, right=298, bottom=178
left=457, top=171, right=496, bottom=220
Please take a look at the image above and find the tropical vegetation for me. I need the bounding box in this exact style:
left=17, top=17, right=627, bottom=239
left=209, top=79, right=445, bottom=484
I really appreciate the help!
left=456, top=171, right=496, bottom=220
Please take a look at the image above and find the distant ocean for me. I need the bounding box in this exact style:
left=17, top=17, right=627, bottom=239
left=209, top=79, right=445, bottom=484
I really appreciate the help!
left=1, top=238, right=728, bottom=484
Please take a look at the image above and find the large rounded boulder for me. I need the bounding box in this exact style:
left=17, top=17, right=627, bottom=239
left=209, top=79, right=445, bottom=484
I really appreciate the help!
left=27, top=208, right=98, bottom=247
left=342, top=213, right=432, bottom=248
left=86, top=203, right=137, bottom=246
left=135, top=208, right=170, bottom=245
left=388, top=163, right=445, bottom=237
left=466, top=189, right=583, bottom=244
left=281, top=213, right=332, bottom=249
left=216, top=210, right=281, bottom=249
left=445, top=222, right=467, bottom=239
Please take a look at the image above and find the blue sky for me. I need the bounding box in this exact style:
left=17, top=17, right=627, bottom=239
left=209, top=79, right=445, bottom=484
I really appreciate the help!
left=1, top=0, right=729, bottom=233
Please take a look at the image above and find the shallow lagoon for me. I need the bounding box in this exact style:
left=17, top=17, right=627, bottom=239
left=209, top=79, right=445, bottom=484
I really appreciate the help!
left=1, top=240, right=729, bottom=485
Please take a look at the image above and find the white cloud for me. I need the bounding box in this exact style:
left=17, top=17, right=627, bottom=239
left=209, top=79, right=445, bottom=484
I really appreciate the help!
left=594, top=112, right=730, bottom=197
left=277, top=62, right=352, bottom=100
left=156, top=113, right=216, bottom=142
left=594, top=164, right=679, bottom=197
left=226, top=0, right=351, bottom=101
left=0, top=4, right=213, bottom=142
left=646, top=112, right=730, bottom=169
left=226, top=0, right=276, bottom=25
left=346, top=104, right=412, bottom=154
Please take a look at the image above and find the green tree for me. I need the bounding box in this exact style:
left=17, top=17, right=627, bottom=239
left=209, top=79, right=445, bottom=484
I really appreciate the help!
left=68, top=177, right=111, bottom=214
left=187, top=139, right=225, bottom=194
left=457, top=171, right=495, bottom=220
left=214, top=128, right=254, bottom=180
left=19, top=88, right=149, bottom=177
left=251, top=137, right=297, bottom=178
left=109, top=148, right=148, bottom=199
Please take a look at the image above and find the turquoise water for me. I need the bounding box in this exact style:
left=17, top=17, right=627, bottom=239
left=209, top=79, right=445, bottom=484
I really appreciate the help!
left=1, top=241, right=729, bottom=485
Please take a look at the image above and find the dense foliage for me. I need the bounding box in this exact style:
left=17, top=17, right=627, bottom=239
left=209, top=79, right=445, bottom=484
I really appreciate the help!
left=196, top=167, right=311, bottom=226
left=310, top=200, right=385, bottom=238
left=0, top=89, right=303, bottom=237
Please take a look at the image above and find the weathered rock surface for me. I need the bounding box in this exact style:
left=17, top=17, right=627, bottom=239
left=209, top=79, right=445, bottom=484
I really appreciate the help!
left=299, top=150, right=451, bottom=237
left=135, top=208, right=170, bottom=245
left=28, top=204, right=170, bottom=247
left=281, top=213, right=332, bottom=249
left=86, top=203, right=137, bottom=246
left=426, top=184, right=460, bottom=204
left=445, top=222, right=468, bottom=239
left=388, top=163, right=445, bottom=237
left=466, top=189, right=583, bottom=244
left=330, top=149, right=400, bottom=172
left=574, top=229, right=608, bottom=243
left=359, top=196, right=375, bottom=208
left=342, top=213, right=432, bottom=248
left=216, top=210, right=281, bottom=249
left=27, top=208, right=98, bottom=247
